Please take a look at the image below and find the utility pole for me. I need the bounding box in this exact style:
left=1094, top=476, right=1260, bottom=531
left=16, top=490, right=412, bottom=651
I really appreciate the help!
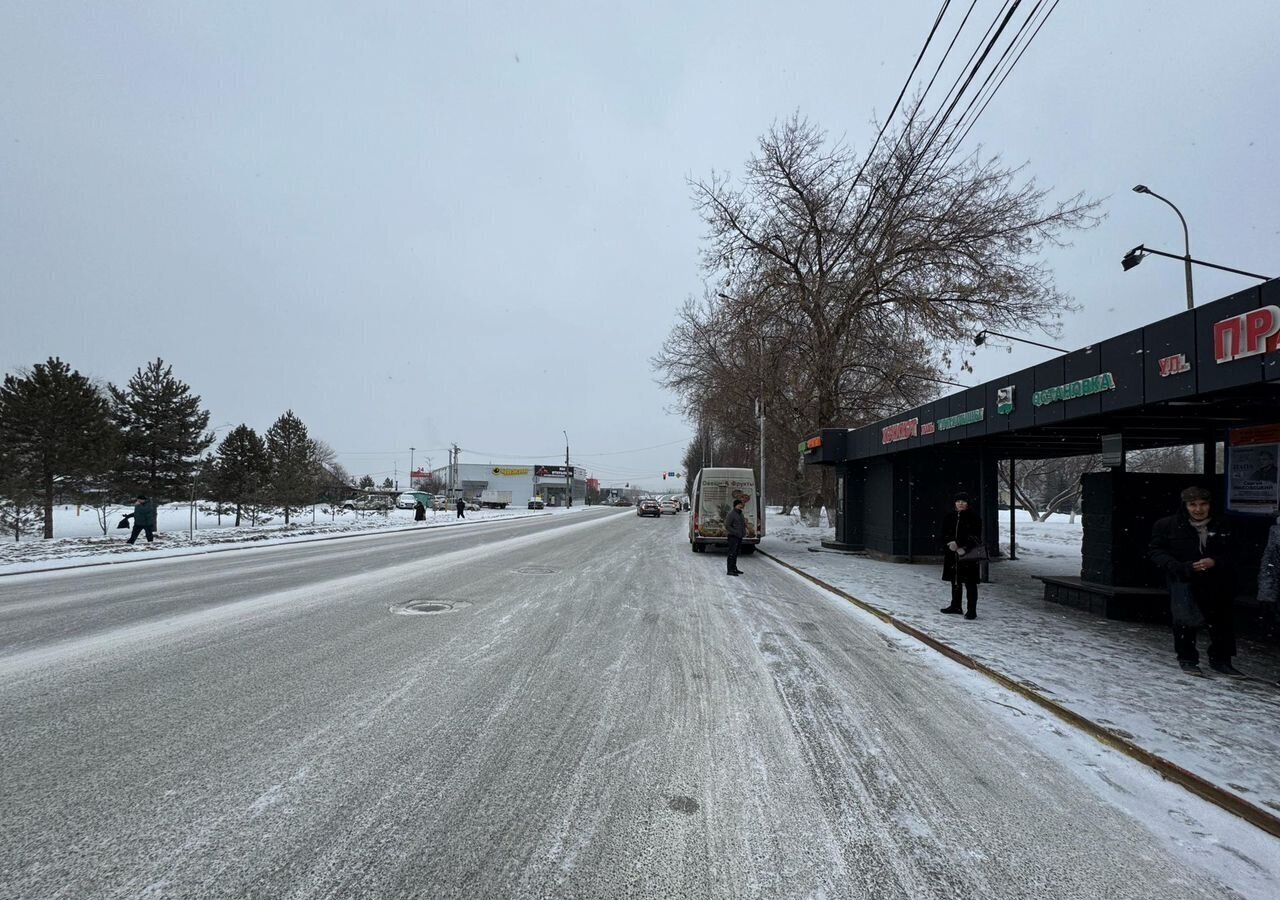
left=451, top=444, right=460, bottom=499
left=410, top=447, right=415, bottom=488
left=757, top=331, right=766, bottom=530
left=563, top=430, right=571, bottom=508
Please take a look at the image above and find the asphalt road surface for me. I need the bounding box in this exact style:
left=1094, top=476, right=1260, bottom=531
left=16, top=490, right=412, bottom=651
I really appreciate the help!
left=1, top=509, right=1238, bottom=899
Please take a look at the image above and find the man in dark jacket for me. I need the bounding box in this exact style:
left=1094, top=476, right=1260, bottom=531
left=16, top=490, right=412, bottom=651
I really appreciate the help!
left=125, top=495, right=157, bottom=544
left=1148, top=486, right=1241, bottom=677
left=940, top=492, right=983, bottom=619
left=725, top=497, right=747, bottom=576
left=456, top=497, right=465, bottom=519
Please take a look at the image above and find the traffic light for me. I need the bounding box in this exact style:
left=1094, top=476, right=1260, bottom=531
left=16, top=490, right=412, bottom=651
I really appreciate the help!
left=662, top=473, right=667, bottom=480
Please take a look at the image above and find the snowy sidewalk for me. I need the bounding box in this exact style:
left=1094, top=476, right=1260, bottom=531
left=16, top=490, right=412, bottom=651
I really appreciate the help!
left=762, top=510, right=1280, bottom=825
left=0, top=504, right=599, bottom=576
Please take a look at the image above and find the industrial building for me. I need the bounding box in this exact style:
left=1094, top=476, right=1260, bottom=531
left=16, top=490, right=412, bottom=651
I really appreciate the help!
left=425, top=463, right=587, bottom=507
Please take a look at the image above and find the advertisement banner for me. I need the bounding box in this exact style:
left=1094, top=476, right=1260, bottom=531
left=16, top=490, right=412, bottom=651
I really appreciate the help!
left=491, top=467, right=530, bottom=476
left=535, top=465, right=574, bottom=480
left=1227, top=432, right=1280, bottom=515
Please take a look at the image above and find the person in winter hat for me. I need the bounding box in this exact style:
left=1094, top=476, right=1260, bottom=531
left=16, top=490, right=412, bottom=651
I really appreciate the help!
left=940, top=492, right=982, bottom=619
left=456, top=497, right=466, bottom=519
left=724, top=496, right=747, bottom=576
left=414, top=500, right=426, bottom=522
left=1148, top=486, right=1241, bottom=677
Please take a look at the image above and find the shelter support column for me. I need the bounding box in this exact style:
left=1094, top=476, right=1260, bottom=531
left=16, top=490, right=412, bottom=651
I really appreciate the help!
left=822, top=463, right=865, bottom=552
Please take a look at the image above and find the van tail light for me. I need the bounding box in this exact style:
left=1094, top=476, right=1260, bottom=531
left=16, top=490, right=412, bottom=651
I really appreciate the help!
left=693, top=513, right=699, bottom=532
left=756, top=516, right=762, bottom=535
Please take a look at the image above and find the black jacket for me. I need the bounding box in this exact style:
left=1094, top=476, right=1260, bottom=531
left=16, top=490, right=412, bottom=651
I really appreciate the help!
left=1148, top=509, right=1233, bottom=599
left=941, top=508, right=982, bottom=583
left=725, top=507, right=747, bottom=539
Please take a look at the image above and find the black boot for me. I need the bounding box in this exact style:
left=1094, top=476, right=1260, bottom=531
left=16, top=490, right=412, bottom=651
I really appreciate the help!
left=964, top=594, right=977, bottom=620
left=942, top=585, right=963, bottom=614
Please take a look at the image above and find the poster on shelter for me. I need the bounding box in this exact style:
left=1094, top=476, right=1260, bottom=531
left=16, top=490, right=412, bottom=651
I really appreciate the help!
left=1227, top=444, right=1280, bottom=514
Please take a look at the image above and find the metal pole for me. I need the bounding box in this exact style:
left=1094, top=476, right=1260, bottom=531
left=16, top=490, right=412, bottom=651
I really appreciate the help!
left=1138, top=187, right=1194, bottom=309
left=1008, top=459, right=1017, bottom=561
left=563, top=430, right=571, bottom=508
left=758, top=333, right=765, bottom=534
left=410, top=447, right=415, bottom=488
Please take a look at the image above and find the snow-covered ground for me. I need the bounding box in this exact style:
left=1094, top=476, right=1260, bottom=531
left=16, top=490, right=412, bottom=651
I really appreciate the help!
left=764, top=508, right=1280, bottom=825
left=0, top=502, right=593, bottom=575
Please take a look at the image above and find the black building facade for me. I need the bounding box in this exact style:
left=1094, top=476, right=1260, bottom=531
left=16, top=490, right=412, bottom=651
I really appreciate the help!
left=804, top=279, right=1280, bottom=620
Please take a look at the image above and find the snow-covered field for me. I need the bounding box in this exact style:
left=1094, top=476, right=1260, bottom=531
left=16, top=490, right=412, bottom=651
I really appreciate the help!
left=764, top=508, right=1280, bottom=825
left=0, top=502, right=591, bottom=574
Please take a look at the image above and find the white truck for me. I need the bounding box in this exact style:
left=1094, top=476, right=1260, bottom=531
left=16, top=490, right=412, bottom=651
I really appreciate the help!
left=479, top=490, right=512, bottom=509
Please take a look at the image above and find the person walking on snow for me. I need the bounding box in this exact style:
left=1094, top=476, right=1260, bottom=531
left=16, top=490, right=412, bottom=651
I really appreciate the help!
left=1148, top=486, right=1242, bottom=677
left=456, top=498, right=465, bottom=519
left=725, top=496, right=746, bottom=576
left=124, top=495, right=157, bottom=544
left=414, top=500, right=426, bottom=522
left=940, top=492, right=982, bottom=620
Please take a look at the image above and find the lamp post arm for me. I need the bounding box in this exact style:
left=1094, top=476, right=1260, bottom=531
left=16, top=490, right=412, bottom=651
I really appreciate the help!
left=980, top=330, right=1067, bottom=354
left=1137, top=246, right=1273, bottom=282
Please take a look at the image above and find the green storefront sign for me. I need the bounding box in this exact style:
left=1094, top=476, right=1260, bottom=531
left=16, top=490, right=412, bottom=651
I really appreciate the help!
left=936, top=408, right=985, bottom=431
left=1032, top=372, right=1116, bottom=407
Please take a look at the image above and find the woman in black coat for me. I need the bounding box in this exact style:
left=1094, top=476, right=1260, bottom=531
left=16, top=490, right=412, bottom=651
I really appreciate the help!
left=941, top=492, right=983, bottom=619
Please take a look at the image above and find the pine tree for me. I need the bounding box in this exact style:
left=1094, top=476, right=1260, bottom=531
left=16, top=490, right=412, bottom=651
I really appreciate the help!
left=265, top=410, right=314, bottom=525
left=109, top=358, right=213, bottom=503
left=214, top=425, right=270, bottom=527
left=0, top=358, right=121, bottom=538
left=358, top=474, right=375, bottom=490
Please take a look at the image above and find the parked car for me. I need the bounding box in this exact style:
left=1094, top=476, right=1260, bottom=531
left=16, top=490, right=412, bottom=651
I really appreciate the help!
left=660, top=499, right=678, bottom=515
left=395, top=492, right=419, bottom=510
left=638, top=498, right=661, bottom=517
left=528, top=497, right=545, bottom=509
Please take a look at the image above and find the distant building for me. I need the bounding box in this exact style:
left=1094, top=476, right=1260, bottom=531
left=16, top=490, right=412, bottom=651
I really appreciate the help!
left=426, top=463, right=587, bottom=506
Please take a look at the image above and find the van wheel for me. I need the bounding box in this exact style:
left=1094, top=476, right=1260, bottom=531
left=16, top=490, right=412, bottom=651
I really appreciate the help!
left=740, top=545, right=756, bottom=555
left=691, top=542, right=704, bottom=553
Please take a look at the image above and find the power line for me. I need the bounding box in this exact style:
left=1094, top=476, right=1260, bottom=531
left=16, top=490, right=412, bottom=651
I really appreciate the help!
left=944, top=0, right=1062, bottom=157
left=935, top=0, right=1050, bottom=157
left=860, top=0, right=953, bottom=168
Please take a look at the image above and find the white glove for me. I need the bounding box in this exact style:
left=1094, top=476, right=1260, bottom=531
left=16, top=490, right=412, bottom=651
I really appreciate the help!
left=947, top=541, right=958, bottom=552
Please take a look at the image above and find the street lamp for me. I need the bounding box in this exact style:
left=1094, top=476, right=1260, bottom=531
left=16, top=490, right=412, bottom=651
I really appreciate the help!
left=1132, top=184, right=1194, bottom=310
left=974, top=330, right=1067, bottom=353
left=409, top=447, right=415, bottom=488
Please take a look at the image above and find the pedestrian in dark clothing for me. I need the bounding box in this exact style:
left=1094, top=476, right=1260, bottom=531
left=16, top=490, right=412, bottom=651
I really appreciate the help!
left=124, top=495, right=157, bottom=544
left=414, top=501, right=426, bottom=522
left=725, top=497, right=747, bottom=576
left=456, top=498, right=465, bottom=519
left=1148, top=486, right=1242, bottom=677
left=940, top=493, right=982, bottom=619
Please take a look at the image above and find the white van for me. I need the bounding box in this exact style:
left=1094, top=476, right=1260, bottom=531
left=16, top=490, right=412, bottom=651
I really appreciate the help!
left=689, top=467, right=762, bottom=553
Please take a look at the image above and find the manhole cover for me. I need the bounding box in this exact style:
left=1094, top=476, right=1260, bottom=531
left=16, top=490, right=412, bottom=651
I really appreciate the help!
left=667, top=795, right=700, bottom=815
left=515, top=565, right=558, bottom=575
left=392, top=600, right=471, bottom=616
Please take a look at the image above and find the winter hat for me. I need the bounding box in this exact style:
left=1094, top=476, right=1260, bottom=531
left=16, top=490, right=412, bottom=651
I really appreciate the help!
left=953, top=491, right=971, bottom=503
left=1180, top=486, right=1211, bottom=504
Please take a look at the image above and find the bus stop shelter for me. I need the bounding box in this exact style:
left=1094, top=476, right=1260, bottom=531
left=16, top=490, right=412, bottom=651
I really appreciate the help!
left=804, top=279, right=1280, bottom=626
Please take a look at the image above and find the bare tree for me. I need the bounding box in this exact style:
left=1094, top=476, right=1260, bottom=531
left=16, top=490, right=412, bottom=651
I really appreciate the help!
left=658, top=114, right=1099, bottom=520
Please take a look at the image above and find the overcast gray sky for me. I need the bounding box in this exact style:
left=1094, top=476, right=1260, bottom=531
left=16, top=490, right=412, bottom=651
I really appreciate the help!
left=3, top=1, right=1277, bottom=490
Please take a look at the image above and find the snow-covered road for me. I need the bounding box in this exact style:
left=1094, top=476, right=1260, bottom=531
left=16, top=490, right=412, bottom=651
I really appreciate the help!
left=2, top=510, right=1270, bottom=898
